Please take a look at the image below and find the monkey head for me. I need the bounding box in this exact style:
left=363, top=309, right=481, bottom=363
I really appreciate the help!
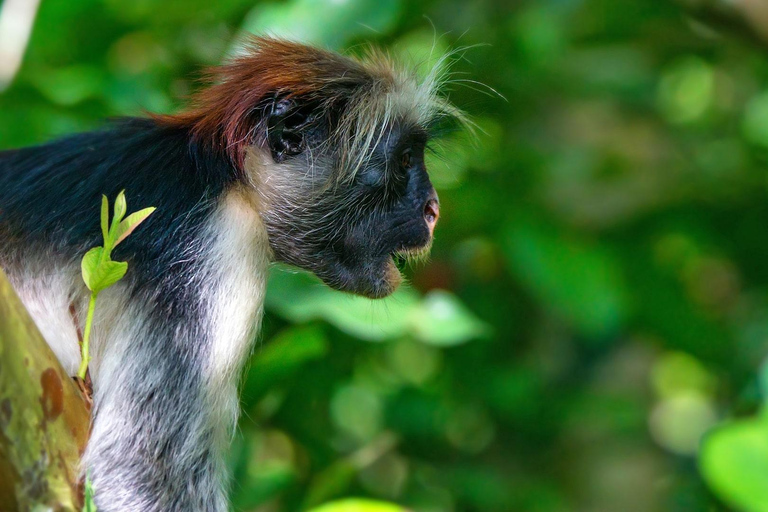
left=163, top=38, right=464, bottom=298
left=257, top=96, right=441, bottom=298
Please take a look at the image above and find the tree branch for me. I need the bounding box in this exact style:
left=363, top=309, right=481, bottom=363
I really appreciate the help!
left=0, top=268, right=90, bottom=511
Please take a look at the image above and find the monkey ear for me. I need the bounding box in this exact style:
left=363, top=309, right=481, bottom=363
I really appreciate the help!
left=266, top=98, right=313, bottom=163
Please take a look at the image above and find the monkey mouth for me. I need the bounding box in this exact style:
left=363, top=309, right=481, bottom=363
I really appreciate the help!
left=386, top=237, right=434, bottom=280
left=390, top=242, right=432, bottom=271
left=347, top=241, right=433, bottom=299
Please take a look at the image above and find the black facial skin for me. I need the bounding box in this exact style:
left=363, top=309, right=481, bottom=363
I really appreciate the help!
left=263, top=99, right=438, bottom=298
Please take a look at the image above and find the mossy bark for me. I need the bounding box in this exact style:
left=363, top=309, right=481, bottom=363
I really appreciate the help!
left=0, top=268, right=90, bottom=511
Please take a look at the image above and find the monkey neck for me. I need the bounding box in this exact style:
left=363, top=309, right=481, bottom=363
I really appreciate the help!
left=202, top=188, right=271, bottom=441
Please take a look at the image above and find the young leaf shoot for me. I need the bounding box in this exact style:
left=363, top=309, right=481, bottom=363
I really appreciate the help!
left=78, top=191, right=155, bottom=379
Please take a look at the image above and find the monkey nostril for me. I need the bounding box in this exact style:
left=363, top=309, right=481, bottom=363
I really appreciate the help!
left=424, top=198, right=440, bottom=230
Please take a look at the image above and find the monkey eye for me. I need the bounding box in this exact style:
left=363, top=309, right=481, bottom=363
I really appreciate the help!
left=400, top=149, right=412, bottom=169
left=267, top=98, right=322, bottom=162
left=284, top=106, right=311, bottom=130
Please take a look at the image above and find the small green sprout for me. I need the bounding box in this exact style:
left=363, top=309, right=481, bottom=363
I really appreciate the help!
left=78, top=190, right=155, bottom=380
left=82, top=473, right=97, bottom=512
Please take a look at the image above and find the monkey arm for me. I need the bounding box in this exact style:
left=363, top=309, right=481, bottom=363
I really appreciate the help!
left=83, top=297, right=229, bottom=511
left=81, top=190, right=268, bottom=512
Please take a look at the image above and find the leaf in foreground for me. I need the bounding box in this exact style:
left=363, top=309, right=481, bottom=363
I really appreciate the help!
left=700, top=417, right=768, bottom=512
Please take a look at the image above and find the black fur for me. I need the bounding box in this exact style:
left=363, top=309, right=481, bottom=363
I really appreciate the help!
left=0, top=118, right=231, bottom=274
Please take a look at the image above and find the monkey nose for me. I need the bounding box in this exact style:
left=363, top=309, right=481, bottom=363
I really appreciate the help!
left=424, top=197, right=440, bottom=236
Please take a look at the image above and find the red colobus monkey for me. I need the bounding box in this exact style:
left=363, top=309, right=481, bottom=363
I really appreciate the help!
left=0, top=38, right=462, bottom=510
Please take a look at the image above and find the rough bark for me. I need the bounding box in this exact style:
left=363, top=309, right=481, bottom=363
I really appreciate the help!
left=0, top=268, right=90, bottom=511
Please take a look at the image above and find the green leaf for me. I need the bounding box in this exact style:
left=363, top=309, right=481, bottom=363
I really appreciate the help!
left=92, top=260, right=128, bottom=293
left=113, top=190, right=127, bottom=224
left=413, top=290, right=489, bottom=346
left=307, top=498, right=408, bottom=512
left=82, top=475, right=97, bottom=512
left=266, top=266, right=488, bottom=344
left=313, top=290, right=419, bottom=341
left=81, top=247, right=128, bottom=293
left=81, top=247, right=104, bottom=292
left=114, top=206, right=155, bottom=247
left=266, top=267, right=417, bottom=341
left=700, top=417, right=768, bottom=512
left=100, top=195, right=109, bottom=243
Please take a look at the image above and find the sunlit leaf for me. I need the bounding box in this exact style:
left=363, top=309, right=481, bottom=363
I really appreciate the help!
left=113, top=190, right=127, bottom=224
left=81, top=247, right=104, bottom=292
left=266, top=267, right=486, bottom=344
left=100, top=195, right=109, bottom=243
left=82, top=475, right=97, bottom=512
left=114, top=206, right=156, bottom=246
left=81, top=248, right=128, bottom=293
left=266, top=267, right=417, bottom=341
left=700, top=417, right=768, bottom=512
left=314, top=291, right=419, bottom=341
left=308, top=498, right=408, bottom=512
left=94, top=260, right=128, bottom=293
left=412, top=290, right=489, bottom=346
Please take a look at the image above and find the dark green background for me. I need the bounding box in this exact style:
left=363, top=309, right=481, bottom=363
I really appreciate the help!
left=3, top=0, right=768, bottom=510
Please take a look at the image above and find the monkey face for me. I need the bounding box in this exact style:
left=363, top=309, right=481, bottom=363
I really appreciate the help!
left=255, top=99, right=440, bottom=299
left=158, top=39, right=464, bottom=298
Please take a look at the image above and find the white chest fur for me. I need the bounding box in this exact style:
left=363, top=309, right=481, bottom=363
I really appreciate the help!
left=203, top=191, right=270, bottom=426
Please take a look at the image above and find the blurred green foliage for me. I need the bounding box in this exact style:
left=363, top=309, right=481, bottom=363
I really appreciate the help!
left=5, top=0, right=768, bottom=510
